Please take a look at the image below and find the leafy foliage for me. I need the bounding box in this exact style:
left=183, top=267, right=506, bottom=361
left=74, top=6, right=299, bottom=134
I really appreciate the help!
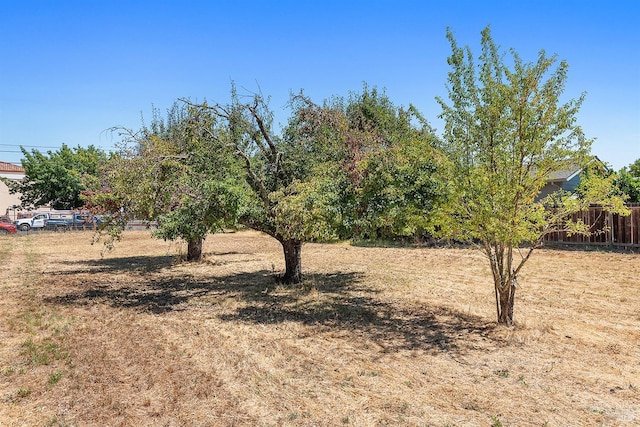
left=613, top=159, right=640, bottom=203
left=269, top=176, right=342, bottom=241
left=350, top=123, right=444, bottom=239
left=629, top=158, right=640, bottom=178
left=287, top=85, right=445, bottom=241
left=2, top=144, right=106, bottom=210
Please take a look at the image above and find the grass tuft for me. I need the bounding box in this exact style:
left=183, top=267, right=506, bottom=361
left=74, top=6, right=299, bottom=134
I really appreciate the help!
left=48, top=371, right=63, bottom=386
left=491, top=415, right=504, bottom=427
left=16, top=387, right=31, bottom=399
left=21, top=338, right=68, bottom=366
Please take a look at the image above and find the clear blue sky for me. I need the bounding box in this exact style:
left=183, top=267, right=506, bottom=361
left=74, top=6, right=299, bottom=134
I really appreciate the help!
left=1, top=1, right=638, bottom=170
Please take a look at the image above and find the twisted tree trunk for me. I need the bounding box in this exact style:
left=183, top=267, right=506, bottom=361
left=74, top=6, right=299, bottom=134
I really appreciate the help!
left=486, top=242, right=521, bottom=327
left=187, top=237, right=203, bottom=262
left=496, top=277, right=517, bottom=326
left=279, top=238, right=303, bottom=284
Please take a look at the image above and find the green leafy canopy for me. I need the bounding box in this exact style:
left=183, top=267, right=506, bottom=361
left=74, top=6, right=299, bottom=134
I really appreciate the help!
left=435, top=26, right=627, bottom=325
left=1, top=144, right=106, bottom=210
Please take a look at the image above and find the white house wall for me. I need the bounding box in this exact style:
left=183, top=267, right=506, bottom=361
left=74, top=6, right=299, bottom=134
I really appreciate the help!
left=0, top=172, right=24, bottom=216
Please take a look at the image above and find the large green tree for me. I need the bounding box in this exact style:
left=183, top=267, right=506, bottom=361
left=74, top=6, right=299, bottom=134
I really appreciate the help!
left=190, top=87, right=344, bottom=283
left=2, top=144, right=106, bottom=210
left=436, top=27, right=627, bottom=326
left=92, top=102, right=246, bottom=261
left=191, top=84, right=444, bottom=282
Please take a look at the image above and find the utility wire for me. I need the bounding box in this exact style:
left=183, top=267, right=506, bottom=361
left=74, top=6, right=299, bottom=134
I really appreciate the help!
left=0, top=144, right=64, bottom=149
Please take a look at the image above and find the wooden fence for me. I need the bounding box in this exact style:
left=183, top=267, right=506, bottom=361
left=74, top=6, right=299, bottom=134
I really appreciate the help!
left=543, top=205, right=640, bottom=248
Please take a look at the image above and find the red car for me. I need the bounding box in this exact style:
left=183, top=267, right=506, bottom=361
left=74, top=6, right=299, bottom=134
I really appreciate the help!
left=0, top=216, right=17, bottom=234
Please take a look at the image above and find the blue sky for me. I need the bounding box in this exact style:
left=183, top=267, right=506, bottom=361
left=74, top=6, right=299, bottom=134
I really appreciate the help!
left=1, top=1, right=638, bottom=170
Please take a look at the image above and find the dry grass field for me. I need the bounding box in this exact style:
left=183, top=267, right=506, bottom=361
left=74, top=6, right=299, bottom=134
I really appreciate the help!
left=0, top=230, right=638, bottom=426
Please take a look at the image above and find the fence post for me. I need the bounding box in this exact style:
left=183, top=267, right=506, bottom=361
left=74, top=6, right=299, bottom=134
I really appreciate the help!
left=608, top=211, right=614, bottom=248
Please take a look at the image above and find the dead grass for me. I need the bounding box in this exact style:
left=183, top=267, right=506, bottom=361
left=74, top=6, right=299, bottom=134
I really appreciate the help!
left=0, top=230, right=638, bottom=426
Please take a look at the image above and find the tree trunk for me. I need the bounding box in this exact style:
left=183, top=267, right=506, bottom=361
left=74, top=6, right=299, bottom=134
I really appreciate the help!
left=187, top=237, right=203, bottom=262
left=279, top=238, right=303, bottom=284
left=486, top=243, right=519, bottom=327
left=495, top=277, right=516, bottom=326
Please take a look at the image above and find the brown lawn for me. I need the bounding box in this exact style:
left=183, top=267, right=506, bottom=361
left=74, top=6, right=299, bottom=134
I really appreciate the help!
left=0, top=230, right=638, bottom=426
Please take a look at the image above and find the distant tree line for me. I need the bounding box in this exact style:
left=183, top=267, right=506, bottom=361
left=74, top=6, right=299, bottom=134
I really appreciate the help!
left=4, top=27, right=634, bottom=326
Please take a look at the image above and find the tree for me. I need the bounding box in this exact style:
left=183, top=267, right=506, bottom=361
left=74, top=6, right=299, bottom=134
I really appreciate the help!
left=92, top=102, right=246, bottom=261
left=190, top=84, right=444, bottom=282
left=190, top=87, right=344, bottom=283
left=436, top=27, right=627, bottom=326
left=613, top=159, right=640, bottom=203
left=1, top=144, right=106, bottom=210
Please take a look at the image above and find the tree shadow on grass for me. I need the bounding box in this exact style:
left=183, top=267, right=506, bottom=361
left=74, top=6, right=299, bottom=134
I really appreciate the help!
left=47, top=254, right=498, bottom=352
left=54, top=255, right=176, bottom=275
left=52, top=249, right=255, bottom=276
left=218, top=271, right=497, bottom=353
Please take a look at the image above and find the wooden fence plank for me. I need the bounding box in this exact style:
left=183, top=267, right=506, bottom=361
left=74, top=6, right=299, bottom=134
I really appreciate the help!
left=543, top=205, right=640, bottom=248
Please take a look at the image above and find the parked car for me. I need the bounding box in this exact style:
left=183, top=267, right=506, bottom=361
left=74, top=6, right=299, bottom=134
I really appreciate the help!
left=0, top=216, right=17, bottom=234
left=44, top=213, right=103, bottom=231
left=44, top=217, right=72, bottom=231
left=69, top=213, right=103, bottom=230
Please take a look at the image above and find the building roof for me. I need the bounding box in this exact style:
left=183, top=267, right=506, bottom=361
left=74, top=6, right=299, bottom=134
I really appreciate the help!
left=544, top=156, right=606, bottom=183
left=0, top=161, right=25, bottom=173
left=546, top=166, right=581, bottom=182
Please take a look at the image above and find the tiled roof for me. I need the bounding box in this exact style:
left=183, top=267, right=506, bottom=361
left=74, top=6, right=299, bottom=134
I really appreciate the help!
left=0, top=161, right=25, bottom=173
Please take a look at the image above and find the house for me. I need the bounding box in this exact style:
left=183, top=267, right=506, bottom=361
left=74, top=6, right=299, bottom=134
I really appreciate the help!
left=538, top=156, right=607, bottom=200
left=0, top=161, right=25, bottom=219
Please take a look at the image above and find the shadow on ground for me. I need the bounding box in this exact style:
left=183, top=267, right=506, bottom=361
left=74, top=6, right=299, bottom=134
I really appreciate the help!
left=46, top=254, right=498, bottom=353
left=54, top=255, right=176, bottom=275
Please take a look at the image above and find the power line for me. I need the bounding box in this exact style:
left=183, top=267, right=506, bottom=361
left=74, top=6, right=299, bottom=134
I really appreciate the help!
left=0, top=144, right=63, bottom=148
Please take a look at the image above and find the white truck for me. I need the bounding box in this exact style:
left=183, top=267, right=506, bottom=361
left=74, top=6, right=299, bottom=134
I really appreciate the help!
left=15, top=212, right=100, bottom=231
left=15, top=212, right=51, bottom=231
